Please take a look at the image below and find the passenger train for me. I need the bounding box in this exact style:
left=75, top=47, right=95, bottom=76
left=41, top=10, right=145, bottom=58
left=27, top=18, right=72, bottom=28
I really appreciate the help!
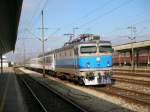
left=25, top=34, right=113, bottom=85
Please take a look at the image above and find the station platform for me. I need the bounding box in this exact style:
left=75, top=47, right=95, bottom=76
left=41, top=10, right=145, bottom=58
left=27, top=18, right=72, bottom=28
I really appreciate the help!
left=0, top=68, right=27, bottom=112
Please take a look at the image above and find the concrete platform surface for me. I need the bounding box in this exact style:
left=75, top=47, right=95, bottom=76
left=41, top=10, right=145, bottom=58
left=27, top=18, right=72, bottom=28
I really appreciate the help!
left=0, top=68, right=27, bottom=112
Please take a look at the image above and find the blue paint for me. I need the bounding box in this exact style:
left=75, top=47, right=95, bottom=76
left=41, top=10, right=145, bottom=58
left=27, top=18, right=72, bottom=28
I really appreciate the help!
left=56, top=58, right=75, bottom=68
left=55, top=55, right=112, bottom=69
left=79, top=56, right=112, bottom=68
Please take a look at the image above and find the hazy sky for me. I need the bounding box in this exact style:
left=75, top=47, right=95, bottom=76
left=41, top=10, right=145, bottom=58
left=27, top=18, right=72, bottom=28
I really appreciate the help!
left=6, top=0, right=150, bottom=62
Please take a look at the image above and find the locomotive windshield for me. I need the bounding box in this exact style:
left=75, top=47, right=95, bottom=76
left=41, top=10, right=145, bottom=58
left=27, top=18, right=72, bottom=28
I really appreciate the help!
left=99, top=46, right=112, bottom=53
left=80, top=46, right=96, bottom=53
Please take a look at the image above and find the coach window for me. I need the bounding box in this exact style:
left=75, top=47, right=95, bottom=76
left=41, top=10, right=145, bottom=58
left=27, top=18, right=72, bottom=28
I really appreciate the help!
left=64, top=52, right=66, bottom=56
left=49, top=57, right=52, bottom=63
left=45, top=57, right=47, bottom=63
left=48, top=57, right=50, bottom=63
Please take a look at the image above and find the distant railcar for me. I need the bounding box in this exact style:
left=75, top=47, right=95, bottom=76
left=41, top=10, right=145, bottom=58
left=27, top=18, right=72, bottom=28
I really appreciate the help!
left=113, top=49, right=150, bottom=66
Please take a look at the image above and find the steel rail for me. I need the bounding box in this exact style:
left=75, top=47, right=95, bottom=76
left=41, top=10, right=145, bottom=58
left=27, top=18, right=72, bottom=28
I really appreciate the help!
left=21, top=78, right=48, bottom=112
left=91, top=86, right=150, bottom=106
left=112, top=77, right=150, bottom=87
left=28, top=75, right=88, bottom=112
left=113, top=71, right=150, bottom=77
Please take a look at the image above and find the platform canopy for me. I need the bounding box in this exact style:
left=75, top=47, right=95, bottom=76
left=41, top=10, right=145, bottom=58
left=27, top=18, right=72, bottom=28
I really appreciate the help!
left=0, top=0, right=23, bottom=54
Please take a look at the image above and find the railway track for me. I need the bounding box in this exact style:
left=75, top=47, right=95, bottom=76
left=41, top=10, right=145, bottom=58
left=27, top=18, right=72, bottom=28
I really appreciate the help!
left=113, top=69, right=150, bottom=73
left=18, top=68, right=150, bottom=109
left=17, top=74, right=87, bottom=112
left=113, top=71, right=150, bottom=77
left=92, top=86, right=150, bottom=106
left=112, top=77, right=150, bottom=87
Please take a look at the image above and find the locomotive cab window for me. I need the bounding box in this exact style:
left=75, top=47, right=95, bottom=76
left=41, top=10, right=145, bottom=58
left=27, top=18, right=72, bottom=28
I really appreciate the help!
left=80, top=46, right=96, bottom=53
left=99, top=46, right=112, bottom=53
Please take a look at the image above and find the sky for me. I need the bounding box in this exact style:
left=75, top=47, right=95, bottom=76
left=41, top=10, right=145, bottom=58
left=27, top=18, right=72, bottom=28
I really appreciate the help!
left=6, top=0, right=150, bottom=62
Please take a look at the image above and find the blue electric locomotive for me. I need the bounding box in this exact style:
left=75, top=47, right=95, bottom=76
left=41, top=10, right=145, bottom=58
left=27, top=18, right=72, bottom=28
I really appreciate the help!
left=54, top=34, right=113, bottom=85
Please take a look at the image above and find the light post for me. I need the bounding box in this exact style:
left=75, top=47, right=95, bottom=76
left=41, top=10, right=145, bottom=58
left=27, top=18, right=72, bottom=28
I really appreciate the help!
left=38, top=10, right=48, bottom=78
left=127, top=26, right=136, bottom=71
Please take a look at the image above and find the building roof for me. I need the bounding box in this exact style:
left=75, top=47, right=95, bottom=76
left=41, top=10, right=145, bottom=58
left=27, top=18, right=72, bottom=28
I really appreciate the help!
left=113, top=40, right=150, bottom=51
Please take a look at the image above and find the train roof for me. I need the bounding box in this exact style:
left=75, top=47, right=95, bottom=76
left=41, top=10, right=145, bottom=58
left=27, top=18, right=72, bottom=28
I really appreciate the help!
left=38, top=34, right=112, bottom=57
left=38, top=40, right=111, bottom=57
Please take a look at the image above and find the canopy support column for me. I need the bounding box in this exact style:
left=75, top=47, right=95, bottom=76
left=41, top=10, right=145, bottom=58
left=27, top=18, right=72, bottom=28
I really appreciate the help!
left=0, top=54, right=3, bottom=74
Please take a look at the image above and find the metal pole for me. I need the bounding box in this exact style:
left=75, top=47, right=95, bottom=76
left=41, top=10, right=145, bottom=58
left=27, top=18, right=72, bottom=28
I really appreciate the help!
left=23, top=41, right=26, bottom=66
left=42, top=10, right=45, bottom=78
left=131, top=42, right=134, bottom=71
left=73, top=27, right=79, bottom=39
left=73, top=28, right=75, bottom=40
left=128, top=25, right=136, bottom=71
left=130, top=26, right=134, bottom=70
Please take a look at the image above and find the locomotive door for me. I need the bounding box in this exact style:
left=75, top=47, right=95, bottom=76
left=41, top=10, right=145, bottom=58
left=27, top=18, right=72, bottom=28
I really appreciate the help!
left=74, top=48, right=79, bottom=74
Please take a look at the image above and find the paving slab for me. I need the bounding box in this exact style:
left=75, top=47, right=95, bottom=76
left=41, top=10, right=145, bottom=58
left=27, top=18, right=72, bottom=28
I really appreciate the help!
left=0, top=68, right=28, bottom=112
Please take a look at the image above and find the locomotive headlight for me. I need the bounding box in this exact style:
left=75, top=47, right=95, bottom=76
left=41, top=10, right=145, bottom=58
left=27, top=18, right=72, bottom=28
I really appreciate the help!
left=96, top=57, right=100, bottom=62
left=107, top=61, right=110, bottom=67
left=86, top=62, right=90, bottom=68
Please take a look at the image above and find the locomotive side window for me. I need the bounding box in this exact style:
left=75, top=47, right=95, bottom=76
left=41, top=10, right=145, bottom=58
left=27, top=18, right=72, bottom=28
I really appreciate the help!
left=80, top=46, right=96, bottom=53
left=99, top=46, right=112, bottom=53
left=64, top=52, right=66, bottom=56
left=70, top=51, right=72, bottom=56
left=74, top=48, right=78, bottom=55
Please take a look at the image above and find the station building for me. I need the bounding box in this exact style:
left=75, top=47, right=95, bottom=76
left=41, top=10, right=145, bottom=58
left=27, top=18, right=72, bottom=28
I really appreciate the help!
left=112, top=40, right=150, bottom=68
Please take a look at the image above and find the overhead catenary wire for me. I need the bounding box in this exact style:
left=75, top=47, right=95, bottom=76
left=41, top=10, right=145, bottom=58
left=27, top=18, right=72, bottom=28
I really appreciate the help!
left=17, top=0, right=50, bottom=45
left=75, top=0, right=113, bottom=23
left=20, top=0, right=49, bottom=38
left=78, top=0, right=134, bottom=28
left=29, top=0, right=49, bottom=29
left=17, top=0, right=44, bottom=41
left=16, top=0, right=61, bottom=63
left=97, top=5, right=150, bottom=40
left=133, top=18, right=150, bottom=26
left=64, top=0, right=114, bottom=31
